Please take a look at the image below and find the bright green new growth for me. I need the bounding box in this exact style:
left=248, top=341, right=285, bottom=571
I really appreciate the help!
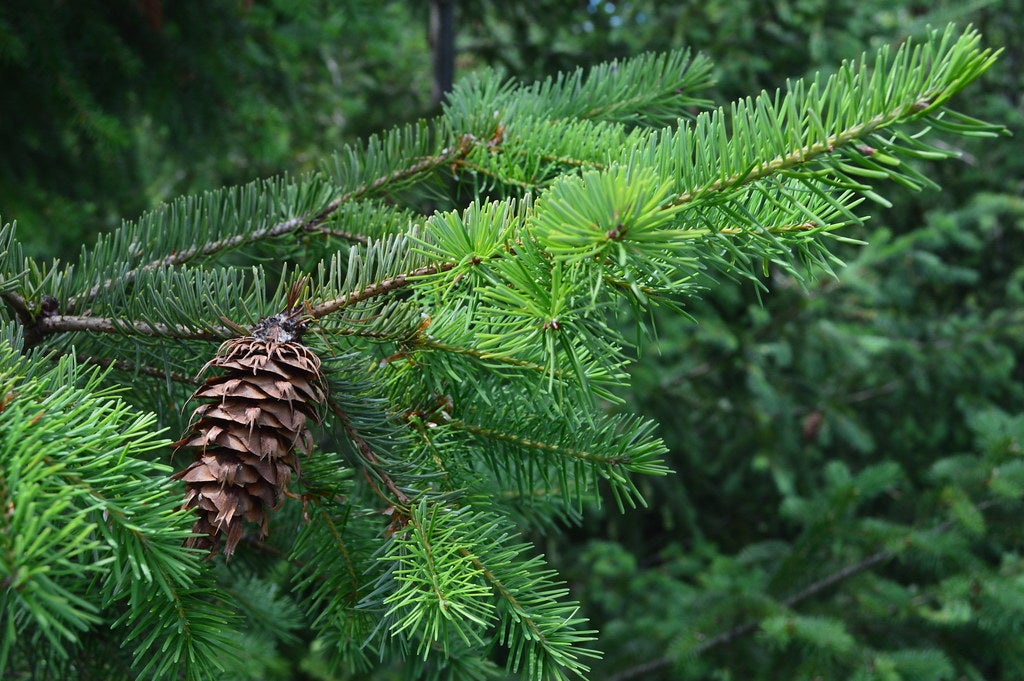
left=0, top=25, right=1005, bottom=681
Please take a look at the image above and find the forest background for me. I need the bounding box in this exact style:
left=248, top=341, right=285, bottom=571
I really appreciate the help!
left=2, top=1, right=1024, bottom=679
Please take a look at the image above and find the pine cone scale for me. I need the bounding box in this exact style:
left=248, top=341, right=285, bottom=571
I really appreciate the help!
left=172, top=316, right=326, bottom=557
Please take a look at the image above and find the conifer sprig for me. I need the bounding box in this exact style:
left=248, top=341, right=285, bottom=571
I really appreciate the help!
left=0, top=344, right=235, bottom=680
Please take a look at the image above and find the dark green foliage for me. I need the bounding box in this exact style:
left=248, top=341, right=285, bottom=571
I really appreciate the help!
left=0, top=342, right=237, bottom=679
left=0, top=1, right=432, bottom=258
left=577, top=186, right=1024, bottom=681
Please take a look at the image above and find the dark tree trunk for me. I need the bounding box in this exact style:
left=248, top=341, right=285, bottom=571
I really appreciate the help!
left=429, top=0, right=456, bottom=107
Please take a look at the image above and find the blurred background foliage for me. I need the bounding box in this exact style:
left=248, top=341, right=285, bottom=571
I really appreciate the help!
left=2, top=1, right=1022, bottom=679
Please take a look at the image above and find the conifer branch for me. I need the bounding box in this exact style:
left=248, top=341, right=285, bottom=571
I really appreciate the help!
left=608, top=499, right=1006, bottom=681
left=35, top=347, right=196, bottom=385
left=673, top=125, right=875, bottom=206
left=68, top=137, right=478, bottom=313
left=336, top=133, right=477, bottom=204
left=329, top=398, right=411, bottom=507
left=66, top=352, right=196, bottom=385
left=69, top=212, right=323, bottom=312
left=34, top=314, right=231, bottom=341
left=453, top=420, right=634, bottom=467
left=310, top=262, right=456, bottom=319
left=458, top=546, right=551, bottom=649
left=418, top=338, right=568, bottom=376
left=606, top=549, right=896, bottom=681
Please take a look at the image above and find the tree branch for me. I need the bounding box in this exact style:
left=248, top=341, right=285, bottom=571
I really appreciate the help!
left=1, top=291, right=31, bottom=322
left=36, top=314, right=230, bottom=341
left=309, top=262, right=455, bottom=319
left=68, top=211, right=326, bottom=312
left=605, top=549, right=896, bottom=681
left=62, top=351, right=197, bottom=384
left=1, top=291, right=40, bottom=347
left=670, top=98, right=934, bottom=207
left=451, top=420, right=633, bottom=467
left=68, top=135, right=478, bottom=312
left=328, top=399, right=411, bottom=507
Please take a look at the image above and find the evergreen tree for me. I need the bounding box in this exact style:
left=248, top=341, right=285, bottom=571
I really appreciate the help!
left=0, top=24, right=1005, bottom=680
left=0, top=1, right=432, bottom=258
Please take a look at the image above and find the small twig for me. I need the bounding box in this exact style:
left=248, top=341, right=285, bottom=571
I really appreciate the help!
left=37, top=314, right=231, bottom=341
left=300, top=223, right=371, bottom=245
left=328, top=398, right=411, bottom=507
left=1, top=291, right=31, bottom=322
left=1, top=291, right=42, bottom=347
left=309, top=262, right=455, bottom=319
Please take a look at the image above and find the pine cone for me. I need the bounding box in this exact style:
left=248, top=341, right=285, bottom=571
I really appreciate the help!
left=172, top=311, right=326, bottom=557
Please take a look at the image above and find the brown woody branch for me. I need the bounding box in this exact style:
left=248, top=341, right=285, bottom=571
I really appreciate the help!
left=328, top=399, right=411, bottom=507
left=1, top=291, right=39, bottom=346
left=1, top=291, right=31, bottom=322
left=309, top=262, right=455, bottom=319
left=36, top=314, right=231, bottom=341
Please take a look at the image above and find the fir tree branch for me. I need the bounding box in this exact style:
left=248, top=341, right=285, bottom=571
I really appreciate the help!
left=336, top=133, right=477, bottom=204
left=670, top=97, right=943, bottom=208
left=68, top=137, right=478, bottom=313
left=62, top=351, right=196, bottom=385
left=328, top=398, right=411, bottom=507
left=313, top=506, right=362, bottom=601
left=452, top=420, right=634, bottom=467
left=458, top=546, right=551, bottom=650
left=310, top=262, right=455, bottom=319
left=605, top=550, right=896, bottom=681
left=69, top=211, right=327, bottom=312
left=35, top=314, right=231, bottom=342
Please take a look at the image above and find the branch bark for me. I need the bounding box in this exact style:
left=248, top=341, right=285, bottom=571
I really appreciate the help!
left=37, top=314, right=230, bottom=341
left=309, top=262, right=455, bottom=319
